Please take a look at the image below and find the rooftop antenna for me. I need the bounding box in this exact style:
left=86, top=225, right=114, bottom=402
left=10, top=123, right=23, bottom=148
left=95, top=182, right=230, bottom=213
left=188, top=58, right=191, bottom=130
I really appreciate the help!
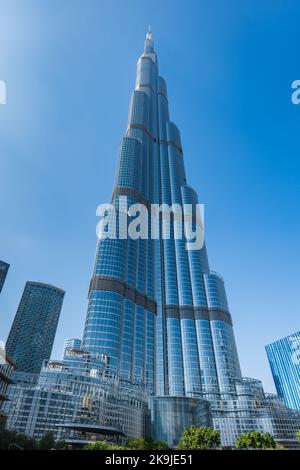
left=147, top=25, right=152, bottom=40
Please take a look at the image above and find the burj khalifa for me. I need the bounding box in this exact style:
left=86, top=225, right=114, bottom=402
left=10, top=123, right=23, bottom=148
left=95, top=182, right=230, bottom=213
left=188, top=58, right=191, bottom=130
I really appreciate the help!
left=82, top=30, right=241, bottom=403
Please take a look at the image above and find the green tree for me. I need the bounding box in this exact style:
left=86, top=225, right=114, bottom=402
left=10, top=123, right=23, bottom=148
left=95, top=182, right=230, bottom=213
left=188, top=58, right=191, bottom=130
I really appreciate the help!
left=262, top=432, right=276, bottom=449
left=55, top=439, right=68, bottom=450
left=127, top=437, right=168, bottom=450
left=273, top=443, right=286, bottom=450
left=178, top=426, right=221, bottom=450
left=296, top=430, right=300, bottom=442
left=15, top=433, right=37, bottom=450
left=151, top=440, right=169, bottom=450
left=0, top=415, right=6, bottom=432
left=83, top=441, right=127, bottom=450
left=126, top=437, right=146, bottom=449
left=38, top=432, right=55, bottom=450
left=236, top=431, right=276, bottom=450
left=0, top=428, right=37, bottom=450
left=0, top=429, right=17, bottom=450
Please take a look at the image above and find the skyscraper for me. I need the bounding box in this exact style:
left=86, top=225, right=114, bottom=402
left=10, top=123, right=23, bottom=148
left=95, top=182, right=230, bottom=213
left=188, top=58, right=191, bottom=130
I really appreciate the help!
left=266, top=331, right=300, bottom=411
left=6, top=281, right=65, bottom=373
left=0, top=261, right=9, bottom=294
left=82, top=30, right=241, bottom=400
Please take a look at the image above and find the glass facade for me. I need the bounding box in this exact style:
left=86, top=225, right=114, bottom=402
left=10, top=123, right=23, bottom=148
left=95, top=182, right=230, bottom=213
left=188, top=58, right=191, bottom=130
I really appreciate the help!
left=82, top=31, right=241, bottom=402
left=149, top=397, right=212, bottom=447
left=211, top=378, right=300, bottom=447
left=150, top=380, right=300, bottom=448
left=266, top=331, right=300, bottom=411
left=6, top=282, right=65, bottom=374
left=2, top=349, right=148, bottom=442
left=0, top=260, right=9, bottom=294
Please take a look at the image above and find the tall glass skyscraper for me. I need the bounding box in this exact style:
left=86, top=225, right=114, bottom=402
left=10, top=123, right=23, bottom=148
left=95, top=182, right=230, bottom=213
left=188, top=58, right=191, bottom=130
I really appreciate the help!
left=82, top=31, right=241, bottom=401
left=266, top=331, right=300, bottom=411
left=0, top=260, right=9, bottom=295
left=6, top=281, right=65, bottom=373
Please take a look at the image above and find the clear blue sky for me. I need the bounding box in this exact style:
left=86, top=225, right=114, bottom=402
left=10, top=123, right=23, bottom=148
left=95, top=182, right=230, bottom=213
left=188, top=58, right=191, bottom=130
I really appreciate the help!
left=0, top=0, right=299, bottom=392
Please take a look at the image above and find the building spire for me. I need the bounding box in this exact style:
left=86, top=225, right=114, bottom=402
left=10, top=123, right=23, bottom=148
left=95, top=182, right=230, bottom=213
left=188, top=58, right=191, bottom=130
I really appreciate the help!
left=144, top=27, right=154, bottom=54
